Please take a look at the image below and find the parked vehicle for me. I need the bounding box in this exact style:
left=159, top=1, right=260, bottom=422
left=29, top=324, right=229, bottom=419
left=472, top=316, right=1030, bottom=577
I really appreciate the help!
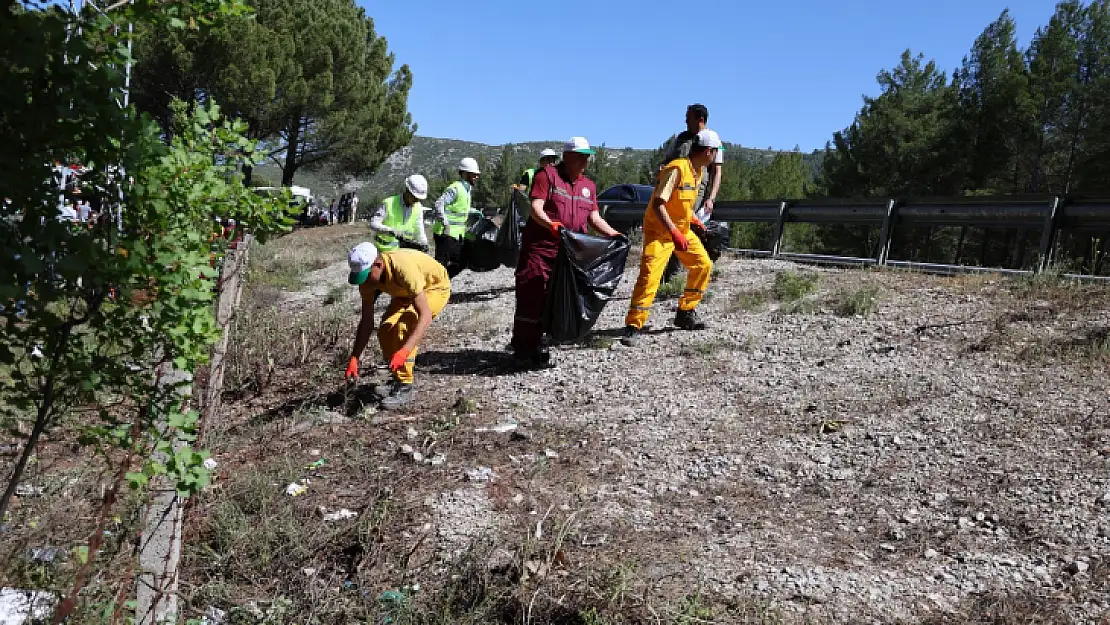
left=597, top=184, right=653, bottom=233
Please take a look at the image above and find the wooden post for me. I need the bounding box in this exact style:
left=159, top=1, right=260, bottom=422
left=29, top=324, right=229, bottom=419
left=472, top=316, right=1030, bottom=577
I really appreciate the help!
left=136, top=236, right=252, bottom=624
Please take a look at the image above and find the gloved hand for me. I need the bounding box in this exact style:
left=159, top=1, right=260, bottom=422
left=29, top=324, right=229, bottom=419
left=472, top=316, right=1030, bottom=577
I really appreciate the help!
left=389, top=348, right=410, bottom=372
left=344, top=356, right=359, bottom=380
left=670, top=227, right=689, bottom=252
left=548, top=221, right=564, bottom=236
left=691, top=216, right=706, bottom=230
left=690, top=219, right=707, bottom=241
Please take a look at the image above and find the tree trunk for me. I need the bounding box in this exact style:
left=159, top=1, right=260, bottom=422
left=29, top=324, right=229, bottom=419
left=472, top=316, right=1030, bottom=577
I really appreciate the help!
left=281, top=116, right=301, bottom=187
left=242, top=164, right=253, bottom=187
left=954, top=226, right=968, bottom=264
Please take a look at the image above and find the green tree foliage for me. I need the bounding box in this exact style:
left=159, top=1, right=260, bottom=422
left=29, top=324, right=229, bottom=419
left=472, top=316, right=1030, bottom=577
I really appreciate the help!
left=817, top=1, right=1110, bottom=269
left=1, top=1, right=290, bottom=615
left=589, top=145, right=642, bottom=192
left=473, top=144, right=515, bottom=210
left=133, top=0, right=415, bottom=187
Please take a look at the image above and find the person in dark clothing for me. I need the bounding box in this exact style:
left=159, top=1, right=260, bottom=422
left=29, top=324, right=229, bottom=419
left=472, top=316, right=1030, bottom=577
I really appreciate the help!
left=510, top=137, right=623, bottom=369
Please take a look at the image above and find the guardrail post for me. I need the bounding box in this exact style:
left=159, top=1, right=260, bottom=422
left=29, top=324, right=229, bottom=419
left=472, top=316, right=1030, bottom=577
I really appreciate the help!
left=771, top=200, right=788, bottom=258
left=1036, top=196, right=1062, bottom=273
left=876, top=199, right=897, bottom=265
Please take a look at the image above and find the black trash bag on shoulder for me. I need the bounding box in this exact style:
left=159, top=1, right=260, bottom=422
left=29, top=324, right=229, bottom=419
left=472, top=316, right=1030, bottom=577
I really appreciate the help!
left=495, top=192, right=524, bottom=268
left=542, top=229, right=631, bottom=343
left=461, top=216, right=501, bottom=272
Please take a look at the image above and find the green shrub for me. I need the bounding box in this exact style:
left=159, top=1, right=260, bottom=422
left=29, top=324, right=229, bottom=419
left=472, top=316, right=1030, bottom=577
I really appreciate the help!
left=772, top=271, right=819, bottom=301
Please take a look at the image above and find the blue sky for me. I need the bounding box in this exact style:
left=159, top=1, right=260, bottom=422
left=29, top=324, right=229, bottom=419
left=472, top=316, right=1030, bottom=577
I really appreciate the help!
left=361, top=0, right=1059, bottom=152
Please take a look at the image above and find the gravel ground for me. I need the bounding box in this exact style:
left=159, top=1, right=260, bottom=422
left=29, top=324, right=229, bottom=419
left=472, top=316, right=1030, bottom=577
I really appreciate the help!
left=255, top=244, right=1110, bottom=622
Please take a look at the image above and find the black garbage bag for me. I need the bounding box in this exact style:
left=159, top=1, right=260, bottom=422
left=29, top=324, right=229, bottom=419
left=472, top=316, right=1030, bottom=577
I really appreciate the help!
left=461, top=216, right=501, bottom=272
left=542, top=229, right=631, bottom=343
left=495, top=191, right=524, bottom=268
left=692, top=220, right=729, bottom=261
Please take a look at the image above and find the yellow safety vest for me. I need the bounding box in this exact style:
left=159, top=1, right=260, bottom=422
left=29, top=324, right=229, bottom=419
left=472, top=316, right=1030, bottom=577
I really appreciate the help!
left=374, top=194, right=422, bottom=252
left=432, top=180, right=470, bottom=239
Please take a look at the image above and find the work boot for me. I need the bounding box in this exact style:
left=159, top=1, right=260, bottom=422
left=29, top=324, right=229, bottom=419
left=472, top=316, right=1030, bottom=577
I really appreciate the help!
left=674, top=308, right=706, bottom=331
left=513, top=347, right=553, bottom=370
left=380, top=382, right=414, bottom=410
left=620, top=326, right=642, bottom=347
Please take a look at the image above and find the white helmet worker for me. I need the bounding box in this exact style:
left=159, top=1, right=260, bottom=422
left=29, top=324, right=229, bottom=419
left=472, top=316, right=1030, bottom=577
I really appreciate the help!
left=458, top=157, right=481, bottom=175
left=404, top=174, right=429, bottom=200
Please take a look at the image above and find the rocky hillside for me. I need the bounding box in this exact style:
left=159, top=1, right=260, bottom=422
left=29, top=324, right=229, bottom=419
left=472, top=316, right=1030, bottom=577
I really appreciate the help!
left=254, top=135, right=824, bottom=201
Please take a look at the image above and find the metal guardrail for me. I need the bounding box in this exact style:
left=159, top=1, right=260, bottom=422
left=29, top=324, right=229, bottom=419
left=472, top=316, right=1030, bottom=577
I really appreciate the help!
left=601, top=195, right=1110, bottom=278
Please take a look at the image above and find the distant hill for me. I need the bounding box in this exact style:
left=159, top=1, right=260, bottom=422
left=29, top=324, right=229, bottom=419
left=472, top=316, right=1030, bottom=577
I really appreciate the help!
left=254, top=135, right=824, bottom=202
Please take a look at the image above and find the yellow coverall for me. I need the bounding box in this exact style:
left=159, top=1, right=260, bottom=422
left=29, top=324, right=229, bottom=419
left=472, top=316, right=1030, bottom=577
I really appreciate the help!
left=359, top=249, right=451, bottom=384
left=625, top=157, right=713, bottom=329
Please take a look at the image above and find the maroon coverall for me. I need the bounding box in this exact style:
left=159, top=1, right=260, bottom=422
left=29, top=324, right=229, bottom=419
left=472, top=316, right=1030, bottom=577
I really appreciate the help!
left=510, top=163, right=599, bottom=358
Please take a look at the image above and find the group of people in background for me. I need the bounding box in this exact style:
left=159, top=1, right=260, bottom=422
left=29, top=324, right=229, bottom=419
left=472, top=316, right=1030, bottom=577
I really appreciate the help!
left=343, top=103, right=726, bottom=410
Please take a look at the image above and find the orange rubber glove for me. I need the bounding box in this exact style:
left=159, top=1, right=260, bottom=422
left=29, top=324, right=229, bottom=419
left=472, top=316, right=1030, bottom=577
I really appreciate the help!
left=548, top=221, right=564, bottom=236
left=344, top=356, right=359, bottom=380
left=691, top=216, right=705, bottom=230
left=670, top=228, right=689, bottom=252
left=389, top=348, right=410, bottom=372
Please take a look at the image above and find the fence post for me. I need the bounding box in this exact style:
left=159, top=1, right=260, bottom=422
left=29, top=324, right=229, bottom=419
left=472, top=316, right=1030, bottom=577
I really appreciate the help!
left=1036, top=196, right=1062, bottom=273
left=876, top=199, right=898, bottom=265
left=771, top=200, right=788, bottom=258
left=136, top=236, right=252, bottom=625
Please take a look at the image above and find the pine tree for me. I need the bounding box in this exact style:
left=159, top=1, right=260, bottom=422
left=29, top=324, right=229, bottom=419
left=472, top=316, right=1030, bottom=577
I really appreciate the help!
left=1068, top=0, right=1110, bottom=190
left=133, top=0, right=415, bottom=187
left=1025, top=1, right=1083, bottom=192
left=954, top=10, right=1034, bottom=193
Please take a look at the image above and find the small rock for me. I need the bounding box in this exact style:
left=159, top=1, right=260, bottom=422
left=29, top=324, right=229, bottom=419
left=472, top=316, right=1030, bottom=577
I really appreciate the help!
left=924, top=548, right=938, bottom=560
left=465, top=467, right=496, bottom=482
left=880, top=543, right=896, bottom=552
left=321, top=508, right=358, bottom=522
left=544, top=448, right=559, bottom=459
left=406, top=427, right=418, bottom=440
left=1066, top=561, right=1089, bottom=575
left=429, top=454, right=446, bottom=466
left=400, top=444, right=414, bottom=456
left=412, top=451, right=425, bottom=463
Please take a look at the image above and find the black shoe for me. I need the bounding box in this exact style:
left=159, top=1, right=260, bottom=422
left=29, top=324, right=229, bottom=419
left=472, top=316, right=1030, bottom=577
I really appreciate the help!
left=674, top=308, right=706, bottom=331
left=380, top=382, right=414, bottom=410
left=514, top=348, right=553, bottom=370
left=620, top=326, right=642, bottom=347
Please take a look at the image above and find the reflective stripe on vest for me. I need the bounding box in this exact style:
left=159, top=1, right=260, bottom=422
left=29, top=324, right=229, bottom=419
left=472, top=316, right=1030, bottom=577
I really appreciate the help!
left=374, top=194, right=422, bottom=252
left=433, top=180, right=470, bottom=239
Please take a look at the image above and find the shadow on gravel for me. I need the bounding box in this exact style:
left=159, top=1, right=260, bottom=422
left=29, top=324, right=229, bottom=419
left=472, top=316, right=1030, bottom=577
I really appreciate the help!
left=417, top=349, right=517, bottom=376
left=251, top=384, right=382, bottom=422
left=449, top=286, right=515, bottom=305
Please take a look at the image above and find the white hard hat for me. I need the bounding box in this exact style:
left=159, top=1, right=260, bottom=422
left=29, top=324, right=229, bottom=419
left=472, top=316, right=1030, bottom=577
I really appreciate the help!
left=404, top=174, right=429, bottom=200
left=458, top=157, right=481, bottom=175
left=539, top=148, right=559, bottom=159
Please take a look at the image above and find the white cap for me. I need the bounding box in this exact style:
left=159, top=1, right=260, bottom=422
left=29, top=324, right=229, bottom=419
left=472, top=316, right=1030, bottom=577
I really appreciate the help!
left=458, top=157, right=481, bottom=174
left=404, top=174, right=428, bottom=200
left=694, top=129, right=723, bottom=150
left=347, top=242, right=378, bottom=285
left=539, top=148, right=559, bottom=159
left=562, top=137, right=595, bottom=155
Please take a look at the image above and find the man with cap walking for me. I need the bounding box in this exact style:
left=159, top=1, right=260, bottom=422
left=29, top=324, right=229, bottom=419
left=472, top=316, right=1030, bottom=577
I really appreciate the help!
left=659, top=104, right=725, bottom=283
left=432, top=157, right=482, bottom=277
left=511, top=137, right=623, bottom=368
left=370, top=174, right=430, bottom=253
left=344, top=242, right=452, bottom=410
left=621, top=129, right=723, bottom=347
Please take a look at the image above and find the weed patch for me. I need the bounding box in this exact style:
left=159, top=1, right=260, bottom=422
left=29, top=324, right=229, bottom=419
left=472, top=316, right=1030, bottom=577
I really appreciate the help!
left=831, top=285, right=881, bottom=317
left=773, top=271, right=819, bottom=301
left=657, top=271, right=686, bottom=300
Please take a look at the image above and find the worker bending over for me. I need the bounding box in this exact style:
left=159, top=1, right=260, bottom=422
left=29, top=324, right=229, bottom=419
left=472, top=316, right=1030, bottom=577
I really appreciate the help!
left=511, top=137, right=622, bottom=368
left=621, top=129, right=722, bottom=347
left=344, top=243, right=451, bottom=410
left=432, top=157, right=482, bottom=277
left=370, top=174, right=429, bottom=253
